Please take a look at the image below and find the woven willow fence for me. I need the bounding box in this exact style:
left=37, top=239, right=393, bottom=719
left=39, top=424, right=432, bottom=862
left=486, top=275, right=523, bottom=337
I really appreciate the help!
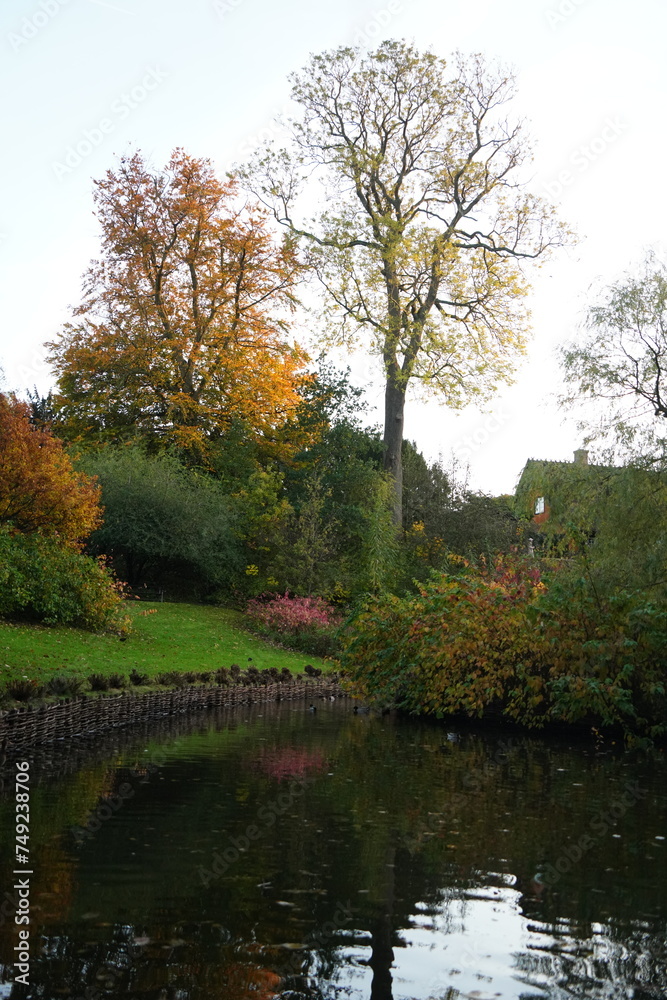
left=0, top=678, right=343, bottom=751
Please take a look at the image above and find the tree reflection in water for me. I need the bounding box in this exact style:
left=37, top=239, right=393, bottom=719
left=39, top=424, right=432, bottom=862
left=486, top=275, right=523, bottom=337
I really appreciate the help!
left=0, top=700, right=665, bottom=999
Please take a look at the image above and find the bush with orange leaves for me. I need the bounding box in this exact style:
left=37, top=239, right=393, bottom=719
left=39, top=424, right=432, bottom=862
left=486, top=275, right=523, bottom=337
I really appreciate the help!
left=341, top=549, right=667, bottom=739
left=0, top=393, right=101, bottom=547
left=0, top=394, right=128, bottom=632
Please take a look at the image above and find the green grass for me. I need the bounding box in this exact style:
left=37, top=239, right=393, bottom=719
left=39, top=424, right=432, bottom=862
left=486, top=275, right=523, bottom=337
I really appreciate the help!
left=0, top=601, right=330, bottom=690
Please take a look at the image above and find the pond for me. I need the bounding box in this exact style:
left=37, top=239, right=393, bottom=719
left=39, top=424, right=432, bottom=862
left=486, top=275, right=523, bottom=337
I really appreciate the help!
left=0, top=699, right=665, bottom=999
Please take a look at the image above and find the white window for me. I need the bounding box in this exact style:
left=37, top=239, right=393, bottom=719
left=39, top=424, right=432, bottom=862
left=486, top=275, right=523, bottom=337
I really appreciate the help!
left=534, top=496, right=545, bottom=515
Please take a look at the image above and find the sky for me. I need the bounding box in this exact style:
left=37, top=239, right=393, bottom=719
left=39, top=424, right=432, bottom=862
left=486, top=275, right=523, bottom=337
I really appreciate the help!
left=1, top=0, right=666, bottom=495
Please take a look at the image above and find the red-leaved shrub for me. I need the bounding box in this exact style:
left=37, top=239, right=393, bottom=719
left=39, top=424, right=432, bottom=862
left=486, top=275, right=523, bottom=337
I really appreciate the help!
left=246, top=593, right=342, bottom=657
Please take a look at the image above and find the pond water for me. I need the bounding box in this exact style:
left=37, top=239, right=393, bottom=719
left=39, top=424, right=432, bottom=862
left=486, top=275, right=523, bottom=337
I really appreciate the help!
left=0, top=699, right=666, bottom=999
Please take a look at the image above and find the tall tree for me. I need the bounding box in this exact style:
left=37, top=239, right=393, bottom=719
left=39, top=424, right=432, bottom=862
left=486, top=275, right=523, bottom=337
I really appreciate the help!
left=47, top=149, right=308, bottom=462
left=244, top=40, right=568, bottom=522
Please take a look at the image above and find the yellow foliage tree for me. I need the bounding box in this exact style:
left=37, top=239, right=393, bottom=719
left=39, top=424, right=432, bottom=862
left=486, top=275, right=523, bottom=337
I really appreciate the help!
left=245, top=41, right=570, bottom=521
left=47, top=149, right=309, bottom=463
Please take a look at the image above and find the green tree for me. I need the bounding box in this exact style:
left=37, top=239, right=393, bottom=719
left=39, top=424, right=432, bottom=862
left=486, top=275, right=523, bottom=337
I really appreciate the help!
left=357, top=475, right=401, bottom=596
left=78, top=447, right=242, bottom=591
left=276, top=362, right=388, bottom=597
left=401, top=441, right=450, bottom=532
left=557, top=251, right=667, bottom=641
left=275, top=475, right=338, bottom=596
left=561, top=252, right=667, bottom=459
left=245, top=40, right=568, bottom=523
left=440, top=487, right=517, bottom=557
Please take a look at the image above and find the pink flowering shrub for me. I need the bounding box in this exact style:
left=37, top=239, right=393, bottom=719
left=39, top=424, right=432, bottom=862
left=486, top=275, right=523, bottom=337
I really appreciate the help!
left=246, top=592, right=342, bottom=657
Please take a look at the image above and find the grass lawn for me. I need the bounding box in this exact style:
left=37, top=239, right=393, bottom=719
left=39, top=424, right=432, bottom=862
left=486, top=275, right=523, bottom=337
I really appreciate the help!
left=0, top=601, right=330, bottom=689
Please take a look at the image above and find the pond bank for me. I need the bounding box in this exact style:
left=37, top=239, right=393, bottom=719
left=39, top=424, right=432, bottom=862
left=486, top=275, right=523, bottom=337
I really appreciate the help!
left=0, top=677, right=343, bottom=750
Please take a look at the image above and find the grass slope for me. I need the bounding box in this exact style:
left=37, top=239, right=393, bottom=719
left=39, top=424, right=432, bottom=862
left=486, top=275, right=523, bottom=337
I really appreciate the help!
left=0, top=602, right=328, bottom=687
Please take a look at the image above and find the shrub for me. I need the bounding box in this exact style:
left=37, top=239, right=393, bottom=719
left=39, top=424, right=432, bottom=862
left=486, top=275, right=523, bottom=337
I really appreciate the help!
left=0, top=392, right=101, bottom=544
left=340, top=551, right=667, bottom=739
left=0, top=526, right=129, bottom=632
left=6, top=679, right=44, bottom=702
left=46, top=674, right=83, bottom=697
left=529, top=569, right=667, bottom=734
left=107, top=672, right=126, bottom=689
left=341, top=552, right=545, bottom=721
left=78, top=447, right=243, bottom=589
left=246, top=592, right=342, bottom=657
left=156, top=671, right=187, bottom=688
left=129, top=668, right=148, bottom=686
left=89, top=673, right=110, bottom=691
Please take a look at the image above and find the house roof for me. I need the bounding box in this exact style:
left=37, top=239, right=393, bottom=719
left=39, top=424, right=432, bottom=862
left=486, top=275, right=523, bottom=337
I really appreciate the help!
left=514, top=453, right=618, bottom=521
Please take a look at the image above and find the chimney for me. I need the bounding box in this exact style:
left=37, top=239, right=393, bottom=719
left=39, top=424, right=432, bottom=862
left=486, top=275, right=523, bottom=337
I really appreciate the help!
left=574, top=449, right=589, bottom=466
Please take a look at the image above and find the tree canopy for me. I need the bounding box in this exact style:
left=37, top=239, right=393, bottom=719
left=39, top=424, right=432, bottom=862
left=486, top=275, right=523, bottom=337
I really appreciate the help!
left=244, top=40, right=568, bottom=521
left=0, top=392, right=101, bottom=546
left=47, top=149, right=309, bottom=463
left=561, top=252, right=667, bottom=459
left=78, top=447, right=242, bottom=588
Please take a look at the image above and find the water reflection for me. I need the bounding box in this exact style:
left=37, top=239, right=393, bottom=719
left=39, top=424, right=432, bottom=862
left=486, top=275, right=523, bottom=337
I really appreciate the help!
left=0, top=700, right=665, bottom=999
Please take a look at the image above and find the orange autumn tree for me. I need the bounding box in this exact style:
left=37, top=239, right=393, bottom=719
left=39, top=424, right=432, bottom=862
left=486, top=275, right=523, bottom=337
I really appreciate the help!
left=47, top=149, right=308, bottom=461
left=0, top=393, right=101, bottom=547
left=0, top=393, right=128, bottom=632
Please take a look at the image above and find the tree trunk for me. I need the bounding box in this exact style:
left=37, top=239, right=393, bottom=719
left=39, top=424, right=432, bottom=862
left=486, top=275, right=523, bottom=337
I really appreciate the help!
left=383, top=374, right=406, bottom=527
left=369, top=842, right=396, bottom=1000
left=369, top=913, right=395, bottom=1000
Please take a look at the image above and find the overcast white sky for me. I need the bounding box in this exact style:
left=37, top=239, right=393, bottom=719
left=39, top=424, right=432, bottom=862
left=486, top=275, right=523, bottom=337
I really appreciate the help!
left=1, top=0, right=665, bottom=495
